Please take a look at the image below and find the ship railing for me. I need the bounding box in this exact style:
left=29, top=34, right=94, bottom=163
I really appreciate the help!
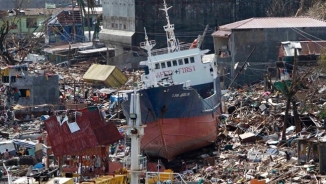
left=122, top=156, right=148, bottom=171
left=141, top=40, right=157, bottom=48
left=145, top=171, right=188, bottom=184
left=151, top=43, right=192, bottom=56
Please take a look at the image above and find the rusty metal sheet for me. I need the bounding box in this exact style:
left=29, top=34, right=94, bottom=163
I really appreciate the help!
left=302, top=41, right=326, bottom=55
left=280, top=41, right=326, bottom=57
left=44, top=106, right=122, bottom=156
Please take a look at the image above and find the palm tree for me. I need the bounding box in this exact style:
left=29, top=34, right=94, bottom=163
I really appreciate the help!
left=76, top=0, right=96, bottom=42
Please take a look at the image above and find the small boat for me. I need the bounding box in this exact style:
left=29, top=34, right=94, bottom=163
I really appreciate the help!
left=121, top=0, right=221, bottom=160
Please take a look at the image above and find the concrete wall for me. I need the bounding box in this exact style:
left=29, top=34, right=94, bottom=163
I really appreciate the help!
left=131, top=0, right=295, bottom=51
left=133, top=0, right=236, bottom=52
left=102, top=0, right=135, bottom=32
left=228, top=27, right=326, bottom=85
left=11, top=75, right=59, bottom=108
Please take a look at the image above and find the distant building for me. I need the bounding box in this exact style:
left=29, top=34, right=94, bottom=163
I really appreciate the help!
left=1, top=64, right=59, bottom=110
left=0, top=8, right=62, bottom=35
left=212, top=17, right=326, bottom=85
left=0, top=0, right=71, bottom=10
left=82, top=7, right=103, bottom=41
left=43, top=8, right=83, bottom=44
left=0, top=0, right=102, bottom=10
left=43, top=42, right=114, bottom=64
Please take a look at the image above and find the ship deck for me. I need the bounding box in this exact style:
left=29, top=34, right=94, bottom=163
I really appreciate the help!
left=151, top=43, right=192, bottom=56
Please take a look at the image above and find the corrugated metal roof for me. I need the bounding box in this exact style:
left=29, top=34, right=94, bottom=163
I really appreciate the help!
left=44, top=106, right=122, bottom=156
left=83, top=64, right=115, bottom=81
left=280, top=41, right=326, bottom=57
left=211, top=30, right=231, bottom=37
left=218, top=17, right=326, bottom=30
left=300, top=41, right=326, bottom=55
left=43, top=42, right=93, bottom=53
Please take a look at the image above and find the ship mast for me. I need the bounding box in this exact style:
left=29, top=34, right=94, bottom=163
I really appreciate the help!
left=3, top=163, right=12, bottom=184
left=140, top=28, right=158, bottom=87
left=160, top=0, right=179, bottom=53
left=126, top=85, right=146, bottom=184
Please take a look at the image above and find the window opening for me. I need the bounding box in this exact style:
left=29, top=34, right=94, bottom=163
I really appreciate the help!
left=190, top=57, right=195, bottom=63
left=178, top=59, right=183, bottom=65
left=167, top=61, right=172, bottom=67
left=184, top=58, right=189, bottom=64
left=161, top=62, right=166, bottom=69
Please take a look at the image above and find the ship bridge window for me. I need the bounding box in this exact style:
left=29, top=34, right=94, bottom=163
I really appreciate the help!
left=190, top=57, right=195, bottom=63
left=155, top=63, right=160, bottom=69
left=167, top=61, right=172, bottom=67
left=184, top=58, right=189, bottom=64
left=178, top=59, right=183, bottom=65
left=161, top=62, right=166, bottom=68
left=172, top=60, right=177, bottom=66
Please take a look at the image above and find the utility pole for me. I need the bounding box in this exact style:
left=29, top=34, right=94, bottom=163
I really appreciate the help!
left=281, top=48, right=299, bottom=141
left=71, top=0, right=76, bottom=43
left=88, top=4, right=91, bottom=42
left=68, top=42, right=71, bottom=66
left=228, top=47, right=256, bottom=89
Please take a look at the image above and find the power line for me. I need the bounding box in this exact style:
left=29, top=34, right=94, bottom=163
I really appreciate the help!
left=290, top=27, right=326, bottom=49
left=291, top=27, right=324, bottom=41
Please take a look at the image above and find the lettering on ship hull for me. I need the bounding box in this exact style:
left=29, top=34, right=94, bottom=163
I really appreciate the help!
left=156, top=66, right=196, bottom=78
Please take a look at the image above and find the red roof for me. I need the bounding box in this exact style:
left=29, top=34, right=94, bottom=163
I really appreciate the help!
left=44, top=107, right=122, bottom=156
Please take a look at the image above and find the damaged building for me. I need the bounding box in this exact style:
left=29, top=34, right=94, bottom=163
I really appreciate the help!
left=212, top=17, right=326, bottom=85
left=1, top=64, right=59, bottom=111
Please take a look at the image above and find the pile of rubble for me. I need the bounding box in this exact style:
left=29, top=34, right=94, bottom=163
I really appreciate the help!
left=3, top=59, right=326, bottom=183
left=173, top=83, right=326, bottom=183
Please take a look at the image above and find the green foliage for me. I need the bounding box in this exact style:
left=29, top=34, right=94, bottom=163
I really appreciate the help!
left=319, top=106, right=326, bottom=119
left=305, top=0, right=326, bottom=19
left=318, top=48, right=326, bottom=72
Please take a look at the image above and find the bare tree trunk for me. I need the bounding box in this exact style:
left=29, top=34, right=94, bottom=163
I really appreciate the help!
left=88, top=6, right=91, bottom=42
left=292, top=97, right=301, bottom=133
left=282, top=97, right=291, bottom=141
left=295, top=0, right=305, bottom=16
left=72, top=0, right=76, bottom=43
left=281, top=49, right=299, bottom=141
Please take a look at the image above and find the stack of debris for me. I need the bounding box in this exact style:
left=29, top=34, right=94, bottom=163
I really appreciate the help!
left=164, top=82, right=326, bottom=183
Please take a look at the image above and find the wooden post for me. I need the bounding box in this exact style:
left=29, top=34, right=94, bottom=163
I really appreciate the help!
left=71, top=0, right=76, bottom=43
left=117, top=92, right=120, bottom=119
left=68, top=43, right=71, bottom=66
left=79, top=156, right=83, bottom=182
left=264, top=72, right=268, bottom=91
left=58, top=156, right=63, bottom=176
left=106, top=47, right=109, bottom=65
left=74, top=80, right=76, bottom=104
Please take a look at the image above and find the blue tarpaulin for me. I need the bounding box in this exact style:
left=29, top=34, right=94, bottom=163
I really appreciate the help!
left=33, top=162, right=44, bottom=169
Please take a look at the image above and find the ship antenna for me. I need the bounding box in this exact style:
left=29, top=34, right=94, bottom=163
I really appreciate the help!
left=141, top=28, right=155, bottom=57
left=160, top=0, right=179, bottom=53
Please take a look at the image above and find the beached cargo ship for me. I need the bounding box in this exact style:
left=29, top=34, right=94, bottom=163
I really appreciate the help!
left=121, top=0, right=221, bottom=160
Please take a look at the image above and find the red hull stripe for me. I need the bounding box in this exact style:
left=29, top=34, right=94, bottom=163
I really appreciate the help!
left=141, top=112, right=219, bottom=160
